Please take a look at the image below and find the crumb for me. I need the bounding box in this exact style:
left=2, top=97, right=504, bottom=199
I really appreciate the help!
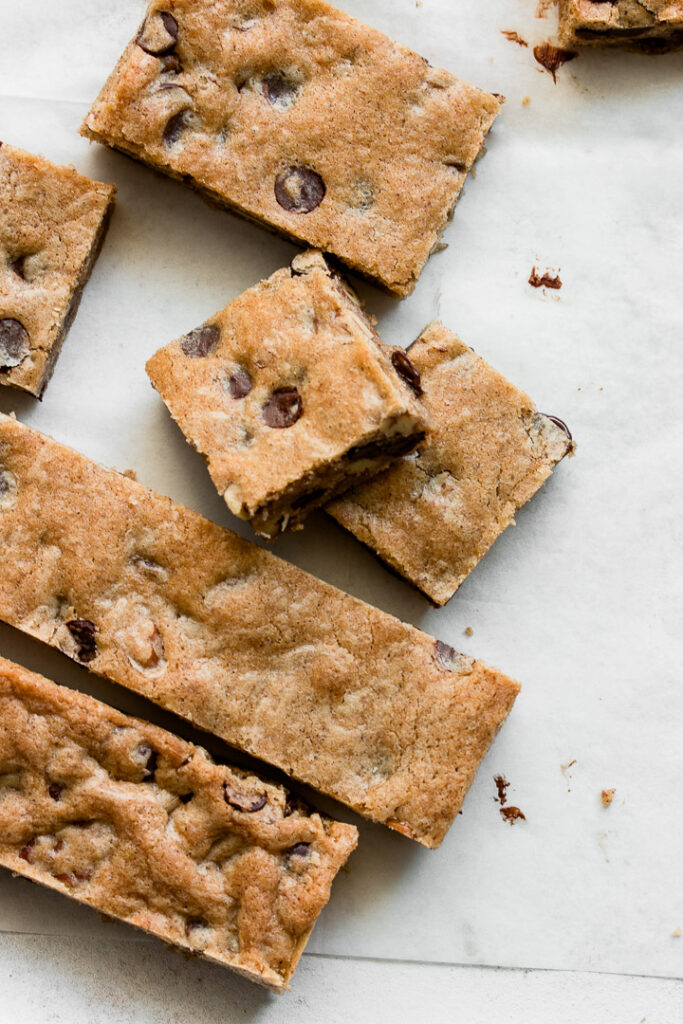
left=529, top=267, right=562, bottom=290
left=494, top=775, right=509, bottom=806
left=534, top=42, right=578, bottom=82
left=432, top=242, right=448, bottom=254
left=522, top=96, right=531, bottom=106
left=672, top=927, right=681, bottom=938
left=601, top=788, right=616, bottom=808
left=501, top=806, right=526, bottom=825
left=464, top=626, right=473, bottom=637
left=502, top=30, right=528, bottom=47
left=121, top=469, right=138, bottom=481
left=561, top=759, right=576, bottom=792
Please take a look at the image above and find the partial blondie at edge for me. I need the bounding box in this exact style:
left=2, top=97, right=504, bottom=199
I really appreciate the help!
left=0, top=414, right=520, bottom=848
left=558, top=0, right=683, bottom=51
left=80, top=0, right=502, bottom=296
left=0, top=656, right=357, bottom=990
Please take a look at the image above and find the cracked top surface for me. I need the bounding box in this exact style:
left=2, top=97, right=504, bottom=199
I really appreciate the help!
left=328, top=322, right=574, bottom=606
left=0, top=657, right=357, bottom=990
left=0, top=414, right=519, bottom=847
left=146, top=251, right=427, bottom=527
left=559, top=0, right=683, bottom=48
left=81, top=0, right=501, bottom=296
left=0, top=143, right=115, bottom=396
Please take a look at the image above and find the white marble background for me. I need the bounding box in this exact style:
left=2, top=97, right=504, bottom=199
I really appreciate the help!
left=0, top=1, right=681, bottom=1020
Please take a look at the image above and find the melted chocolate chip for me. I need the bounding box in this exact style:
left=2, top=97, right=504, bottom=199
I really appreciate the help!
left=137, top=11, right=179, bottom=55
left=160, top=54, right=183, bottom=73
left=139, top=745, right=158, bottom=780
left=285, top=842, right=311, bottom=859
left=223, top=782, right=267, bottom=813
left=346, top=432, right=425, bottom=463
left=163, top=109, right=193, bottom=147
left=261, top=71, right=301, bottom=109
left=533, top=43, right=578, bottom=82
left=0, top=318, right=30, bottom=369
left=181, top=323, right=220, bottom=358
left=179, top=791, right=194, bottom=804
left=11, top=256, right=27, bottom=279
left=19, top=839, right=35, bottom=862
left=275, top=167, right=325, bottom=213
left=291, top=488, right=326, bottom=510
left=48, top=783, right=63, bottom=801
left=543, top=414, right=573, bottom=442
left=391, top=350, right=423, bottom=397
left=66, top=620, right=98, bottom=663
left=228, top=367, right=252, bottom=399
left=263, top=387, right=303, bottom=428
left=185, top=917, right=207, bottom=933
left=434, top=640, right=459, bottom=671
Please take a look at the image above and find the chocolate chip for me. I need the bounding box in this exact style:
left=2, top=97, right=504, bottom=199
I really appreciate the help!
left=576, top=26, right=648, bottom=37
left=346, top=432, right=424, bottom=463
left=137, top=11, right=178, bottom=55
left=179, top=791, right=194, bottom=804
left=543, top=414, right=573, bottom=443
left=285, top=842, right=311, bottom=859
left=163, top=109, right=193, bottom=148
left=228, top=367, right=252, bottom=399
left=0, top=469, right=17, bottom=504
left=291, top=488, right=326, bottom=510
left=138, top=745, right=158, bottom=780
left=223, top=782, right=267, bottom=813
left=66, top=620, right=97, bottom=663
left=0, top=318, right=30, bottom=369
left=48, top=783, right=63, bottom=801
left=261, top=72, right=301, bottom=109
left=160, top=54, right=183, bottom=73
left=434, top=640, right=459, bottom=671
left=19, top=839, right=35, bottom=862
left=391, top=350, right=423, bottom=397
left=181, top=323, right=220, bottom=358
left=186, top=917, right=207, bottom=933
left=55, top=869, right=92, bottom=887
left=11, top=256, right=27, bottom=279
left=275, top=167, right=325, bottom=213
left=263, top=387, right=303, bottom=428
left=130, top=555, right=166, bottom=578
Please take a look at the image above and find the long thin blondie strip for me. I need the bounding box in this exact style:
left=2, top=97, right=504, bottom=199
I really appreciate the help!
left=146, top=251, right=427, bottom=539
left=559, top=0, right=683, bottom=51
left=81, top=0, right=502, bottom=297
left=0, top=414, right=520, bottom=848
left=0, top=143, right=115, bottom=397
left=328, top=323, right=574, bottom=606
left=0, top=657, right=357, bottom=990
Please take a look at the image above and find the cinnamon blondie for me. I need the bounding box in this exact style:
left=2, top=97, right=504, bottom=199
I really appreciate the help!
left=0, top=656, right=356, bottom=990
left=0, top=414, right=520, bottom=848
left=0, top=143, right=115, bottom=397
left=146, top=251, right=427, bottom=538
left=328, top=323, right=574, bottom=606
left=558, top=0, right=683, bottom=51
left=80, top=0, right=502, bottom=297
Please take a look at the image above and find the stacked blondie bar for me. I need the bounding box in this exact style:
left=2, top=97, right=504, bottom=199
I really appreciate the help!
left=0, top=0, right=622, bottom=994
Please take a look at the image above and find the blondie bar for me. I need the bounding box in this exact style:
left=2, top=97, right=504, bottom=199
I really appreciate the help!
left=558, top=0, right=683, bottom=50
left=147, top=251, right=427, bottom=538
left=0, top=414, right=520, bottom=848
left=0, top=143, right=115, bottom=397
left=81, top=0, right=502, bottom=297
left=328, top=323, right=574, bottom=606
left=0, top=657, right=356, bottom=990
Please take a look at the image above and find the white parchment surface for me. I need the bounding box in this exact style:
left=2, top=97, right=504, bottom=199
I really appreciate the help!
left=0, top=0, right=682, bottom=1014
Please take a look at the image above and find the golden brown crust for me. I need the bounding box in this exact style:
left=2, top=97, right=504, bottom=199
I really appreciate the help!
left=146, top=251, right=427, bottom=538
left=0, top=656, right=357, bottom=989
left=0, top=144, right=116, bottom=397
left=80, top=0, right=501, bottom=296
left=328, top=322, right=573, bottom=606
left=0, top=414, right=519, bottom=847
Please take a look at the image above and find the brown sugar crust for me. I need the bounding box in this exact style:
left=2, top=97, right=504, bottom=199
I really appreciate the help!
left=0, top=656, right=357, bottom=990
left=0, top=144, right=115, bottom=397
left=146, top=250, right=427, bottom=538
left=328, top=322, right=574, bottom=606
left=80, top=0, right=502, bottom=297
left=0, top=414, right=520, bottom=848
left=558, top=0, right=683, bottom=50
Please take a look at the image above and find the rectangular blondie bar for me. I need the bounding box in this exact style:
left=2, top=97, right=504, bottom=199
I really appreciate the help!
left=0, top=656, right=357, bottom=989
left=146, top=251, right=427, bottom=538
left=0, top=414, right=520, bottom=848
left=328, top=323, right=574, bottom=606
left=559, top=0, right=683, bottom=51
left=81, top=0, right=502, bottom=297
left=0, top=143, right=115, bottom=397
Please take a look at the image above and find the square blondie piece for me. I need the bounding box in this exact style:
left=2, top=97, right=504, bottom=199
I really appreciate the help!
left=0, top=143, right=115, bottom=397
left=0, top=414, right=520, bottom=848
left=559, top=0, right=683, bottom=50
left=0, top=657, right=357, bottom=990
left=81, top=0, right=502, bottom=297
left=328, top=322, right=574, bottom=606
left=147, top=251, right=427, bottom=538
